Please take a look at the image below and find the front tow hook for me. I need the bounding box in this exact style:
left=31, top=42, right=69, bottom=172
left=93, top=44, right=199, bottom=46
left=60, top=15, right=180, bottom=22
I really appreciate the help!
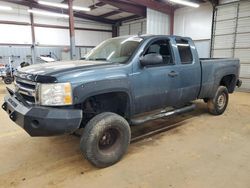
left=9, top=111, right=16, bottom=121
left=2, top=102, right=7, bottom=111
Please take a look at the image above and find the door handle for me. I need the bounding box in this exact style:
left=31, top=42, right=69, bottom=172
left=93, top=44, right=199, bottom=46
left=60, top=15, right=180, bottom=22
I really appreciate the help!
left=168, top=71, right=178, bottom=77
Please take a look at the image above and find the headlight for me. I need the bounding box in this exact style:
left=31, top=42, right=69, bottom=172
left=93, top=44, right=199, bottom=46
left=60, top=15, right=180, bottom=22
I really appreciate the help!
left=39, top=83, right=72, bottom=106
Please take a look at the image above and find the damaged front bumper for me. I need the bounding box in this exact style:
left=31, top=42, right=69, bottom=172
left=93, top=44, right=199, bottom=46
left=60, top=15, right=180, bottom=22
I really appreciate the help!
left=2, top=88, right=82, bottom=136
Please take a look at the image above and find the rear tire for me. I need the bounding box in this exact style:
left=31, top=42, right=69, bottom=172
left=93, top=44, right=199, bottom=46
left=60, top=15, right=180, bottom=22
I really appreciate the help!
left=4, top=77, right=13, bottom=85
left=80, top=112, right=131, bottom=168
left=207, top=86, right=228, bottom=115
left=203, top=98, right=209, bottom=103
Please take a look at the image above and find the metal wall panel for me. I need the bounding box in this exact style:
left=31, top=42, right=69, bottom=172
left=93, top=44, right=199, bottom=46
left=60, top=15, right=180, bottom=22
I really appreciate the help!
left=213, top=49, right=233, bottom=57
left=240, top=64, right=250, bottom=78
left=234, top=49, right=250, bottom=64
left=0, top=45, right=85, bottom=66
left=216, top=5, right=237, bottom=21
left=235, top=33, right=250, bottom=48
left=119, top=25, right=130, bottom=36
left=237, top=17, right=250, bottom=33
left=240, top=78, right=250, bottom=90
left=80, top=47, right=94, bottom=58
left=238, top=1, right=250, bottom=17
left=212, top=0, right=250, bottom=89
left=214, top=20, right=236, bottom=35
left=0, top=24, right=32, bottom=45
left=174, top=3, right=212, bottom=40
left=213, top=35, right=234, bottom=49
left=119, top=19, right=146, bottom=36
left=142, top=21, right=147, bottom=34
left=130, top=22, right=143, bottom=35
left=219, top=0, right=239, bottom=5
left=194, top=40, right=211, bottom=58
left=147, top=8, right=170, bottom=35
left=0, top=46, right=31, bottom=68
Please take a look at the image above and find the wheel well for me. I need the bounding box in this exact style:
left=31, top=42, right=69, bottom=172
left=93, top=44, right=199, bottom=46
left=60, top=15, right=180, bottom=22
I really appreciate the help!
left=220, top=74, right=236, bottom=93
left=80, top=92, right=130, bottom=126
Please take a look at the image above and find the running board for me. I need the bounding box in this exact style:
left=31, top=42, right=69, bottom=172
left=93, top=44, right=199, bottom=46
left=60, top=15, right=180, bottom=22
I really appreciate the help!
left=131, top=104, right=196, bottom=125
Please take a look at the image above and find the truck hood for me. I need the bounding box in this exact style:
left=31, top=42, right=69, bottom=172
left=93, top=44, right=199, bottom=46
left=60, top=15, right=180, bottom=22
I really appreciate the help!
left=16, top=60, right=119, bottom=83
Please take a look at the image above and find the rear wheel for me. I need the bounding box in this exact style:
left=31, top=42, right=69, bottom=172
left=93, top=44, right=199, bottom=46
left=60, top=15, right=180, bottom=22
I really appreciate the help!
left=207, top=86, right=228, bottom=115
left=203, top=98, right=209, bottom=103
left=4, top=77, right=13, bottom=85
left=80, top=112, right=131, bottom=168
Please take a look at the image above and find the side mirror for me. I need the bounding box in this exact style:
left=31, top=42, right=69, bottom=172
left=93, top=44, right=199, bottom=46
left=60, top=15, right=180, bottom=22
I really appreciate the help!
left=140, top=53, right=163, bottom=66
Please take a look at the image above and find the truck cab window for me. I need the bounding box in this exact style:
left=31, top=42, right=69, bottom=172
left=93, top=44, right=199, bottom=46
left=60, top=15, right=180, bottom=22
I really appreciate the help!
left=145, top=40, right=173, bottom=65
left=176, top=39, right=193, bottom=64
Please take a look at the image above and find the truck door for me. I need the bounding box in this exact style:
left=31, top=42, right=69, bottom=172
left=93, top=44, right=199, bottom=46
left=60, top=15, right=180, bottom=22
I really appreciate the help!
left=131, top=38, right=181, bottom=114
left=173, top=38, right=201, bottom=103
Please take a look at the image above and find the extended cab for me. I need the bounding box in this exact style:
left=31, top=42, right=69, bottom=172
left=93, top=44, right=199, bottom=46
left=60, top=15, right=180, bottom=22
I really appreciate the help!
left=2, top=35, right=241, bottom=167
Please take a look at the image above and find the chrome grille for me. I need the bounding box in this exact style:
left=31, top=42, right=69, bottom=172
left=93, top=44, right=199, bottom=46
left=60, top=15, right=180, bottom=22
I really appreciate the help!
left=15, top=78, right=37, bottom=103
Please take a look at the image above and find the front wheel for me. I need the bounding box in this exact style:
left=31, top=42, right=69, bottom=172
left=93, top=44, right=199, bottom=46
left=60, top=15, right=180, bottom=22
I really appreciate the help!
left=80, top=112, right=131, bottom=168
left=207, top=86, right=229, bottom=115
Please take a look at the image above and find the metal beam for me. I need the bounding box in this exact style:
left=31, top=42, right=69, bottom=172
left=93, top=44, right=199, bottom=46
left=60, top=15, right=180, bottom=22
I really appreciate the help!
left=170, top=10, right=174, bottom=35
left=68, top=0, right=76, bottom=60
left=0, top=20, right=30, bottom=26
left=89, top=2, right=106, bottom=10
left=98, top=0, right=146, bottom=17
left=116, top=15, right=144, bottom=23
left=0, top=20, right=112, bottom=33
left=60, top=0, right=107, bottom=9
left=34, top=24, right=112, bottom=32
left=4, top=0, right=115, bottom=24
left=100, top=10, right=122, bottom=18
left=127, top=0, right=174, bottom=15
left=112, top=25, right=119, bottom=37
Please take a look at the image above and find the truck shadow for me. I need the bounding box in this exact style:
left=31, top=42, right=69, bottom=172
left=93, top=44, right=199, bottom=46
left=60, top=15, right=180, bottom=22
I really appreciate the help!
left=130, top=100, right=208, bottom=141
left=46, top=100, right=208, bottom=161
left=47, top=100, right=208, bottom=147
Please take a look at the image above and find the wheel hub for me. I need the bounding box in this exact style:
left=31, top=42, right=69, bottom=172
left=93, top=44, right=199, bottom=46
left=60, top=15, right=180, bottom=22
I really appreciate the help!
left=99, top=128, right=118, bottom=150
left=217, top=93, right=226, bottom=110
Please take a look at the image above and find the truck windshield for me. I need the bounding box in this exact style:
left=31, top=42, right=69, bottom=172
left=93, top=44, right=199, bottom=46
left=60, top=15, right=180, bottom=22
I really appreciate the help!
left=85, top=37, right=143, bottom=63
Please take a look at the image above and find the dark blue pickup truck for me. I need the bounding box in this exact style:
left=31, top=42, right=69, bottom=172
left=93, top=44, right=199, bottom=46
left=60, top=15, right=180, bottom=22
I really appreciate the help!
left=2, top=35, right=241, bottom=167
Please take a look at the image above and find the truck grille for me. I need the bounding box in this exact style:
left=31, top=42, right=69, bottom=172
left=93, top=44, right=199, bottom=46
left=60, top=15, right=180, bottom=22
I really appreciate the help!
left=15, top=78, right=37, bottom=103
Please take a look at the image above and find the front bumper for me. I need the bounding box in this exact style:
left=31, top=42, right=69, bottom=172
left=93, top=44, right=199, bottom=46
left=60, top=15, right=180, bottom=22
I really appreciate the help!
left=2, top=88, right=82, bottom=136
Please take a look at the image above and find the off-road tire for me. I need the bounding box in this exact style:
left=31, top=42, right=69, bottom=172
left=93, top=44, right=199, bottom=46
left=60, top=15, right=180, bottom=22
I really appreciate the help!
left=80, top=112, right=131, bottom=168
left=207, top=86, right=229, bottom=115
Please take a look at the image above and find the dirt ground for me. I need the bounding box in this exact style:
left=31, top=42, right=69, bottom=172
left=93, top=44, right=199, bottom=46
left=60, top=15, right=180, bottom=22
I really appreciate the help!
left=0, top=83, right=250, bottom=188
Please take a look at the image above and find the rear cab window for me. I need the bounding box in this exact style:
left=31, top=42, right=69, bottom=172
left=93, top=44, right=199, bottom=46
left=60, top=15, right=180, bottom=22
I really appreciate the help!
left=176, top=39, right=193, bottom=64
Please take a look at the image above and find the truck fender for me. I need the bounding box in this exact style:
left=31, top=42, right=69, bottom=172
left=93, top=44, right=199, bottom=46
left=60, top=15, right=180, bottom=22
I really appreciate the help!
left=73, top=80, right=134, bottom=118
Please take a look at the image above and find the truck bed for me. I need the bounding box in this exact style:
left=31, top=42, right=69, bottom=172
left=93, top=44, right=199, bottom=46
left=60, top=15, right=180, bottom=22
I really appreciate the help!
left=198, top=58, right=240, bottom=99
left=200, top=58, right=239, bottom=62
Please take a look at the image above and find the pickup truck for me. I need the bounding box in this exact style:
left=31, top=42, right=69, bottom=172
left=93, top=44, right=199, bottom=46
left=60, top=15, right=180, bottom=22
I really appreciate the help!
left=2, top=35, right=241, bottom=167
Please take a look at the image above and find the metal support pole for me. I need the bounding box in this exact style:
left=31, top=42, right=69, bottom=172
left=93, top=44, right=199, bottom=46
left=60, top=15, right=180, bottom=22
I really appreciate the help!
left=233, top=2, right=240, bottom=58
left=68, top=0, right=76, bottom=60
left=209, top=0, right=219, bottom=58
left=169, top=9, right=174, bottom=35
left=112, top=25, right=119, bottom=37
left=30, top=8, right=36, bottom=64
